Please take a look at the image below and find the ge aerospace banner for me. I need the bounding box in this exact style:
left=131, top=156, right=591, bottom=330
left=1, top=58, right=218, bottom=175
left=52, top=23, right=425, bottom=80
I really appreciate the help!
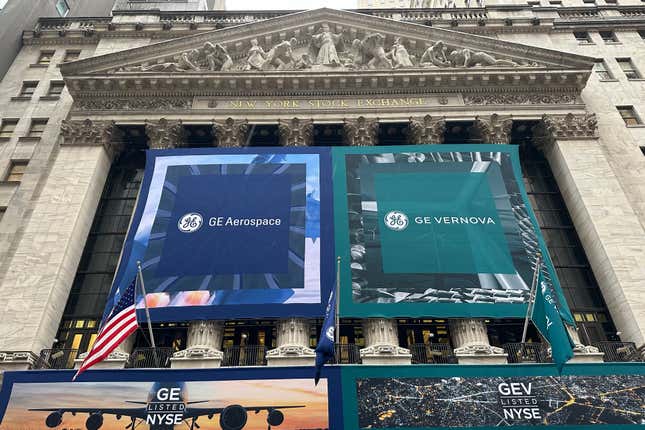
left=343, top=363, right=645, bottom=429
left=334, top=144, right=571, bottom=319
left=105, top=147, right=334, bottom=321
left=0, top=367, right=342, bottom=430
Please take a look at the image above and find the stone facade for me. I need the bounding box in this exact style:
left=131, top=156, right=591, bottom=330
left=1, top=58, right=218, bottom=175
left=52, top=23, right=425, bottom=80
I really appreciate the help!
left=0, top=3, right=644, bottom=369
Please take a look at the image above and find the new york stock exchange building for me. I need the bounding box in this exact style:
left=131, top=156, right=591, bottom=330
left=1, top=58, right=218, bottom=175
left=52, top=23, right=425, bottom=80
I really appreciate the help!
left=0, top=1, right=644, bottom=429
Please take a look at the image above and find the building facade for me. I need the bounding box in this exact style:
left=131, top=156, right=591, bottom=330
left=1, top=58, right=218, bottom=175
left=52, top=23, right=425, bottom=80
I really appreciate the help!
left=0, top=0, right=643, bottom=378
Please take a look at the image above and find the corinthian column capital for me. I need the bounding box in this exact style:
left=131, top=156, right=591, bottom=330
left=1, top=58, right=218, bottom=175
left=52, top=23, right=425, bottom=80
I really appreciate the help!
left=60, top=118, right=124, bottom=160
left=278, top=118, right=314, bottom=147
left=213, top=118, right=249, bottom=147
left=473, top=114, right=513, bottom=144
left=145, top=118, right=185, bottom=149
left=532, top=112, right=598, bottom=152
left=409, top=115, right=446, bottom=144
left=343, top=116, right=379, bottom=146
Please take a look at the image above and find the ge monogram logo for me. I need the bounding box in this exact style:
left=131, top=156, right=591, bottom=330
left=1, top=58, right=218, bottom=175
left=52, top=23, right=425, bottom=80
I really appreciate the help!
left=177, top=212, right=203, bottom=233
left=384, top=211, right=409, bottom=231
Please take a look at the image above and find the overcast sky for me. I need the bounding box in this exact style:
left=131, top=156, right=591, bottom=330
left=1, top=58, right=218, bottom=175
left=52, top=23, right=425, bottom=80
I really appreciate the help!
left=225, top=0, right=358, bottom=10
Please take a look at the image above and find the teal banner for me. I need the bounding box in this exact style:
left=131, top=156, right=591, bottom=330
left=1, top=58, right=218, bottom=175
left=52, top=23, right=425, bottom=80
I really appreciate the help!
left=342, top=363, right=645, bottom=430
left=333, top=145, right=572, bottom=319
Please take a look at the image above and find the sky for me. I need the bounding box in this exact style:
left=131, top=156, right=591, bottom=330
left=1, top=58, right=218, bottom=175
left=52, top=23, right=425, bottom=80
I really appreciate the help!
left=225, top=0, right=358, bottom=10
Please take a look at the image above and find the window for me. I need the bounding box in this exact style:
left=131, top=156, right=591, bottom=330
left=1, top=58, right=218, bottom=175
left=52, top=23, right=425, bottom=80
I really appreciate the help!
left=0, top=207, right=5, bottom=222
left=26, top=119, right=48, bottom=138
left=37, top=51, right=55, bottom=65
left=47, top=81, right=65, bottom=96
left=617, top=106, right=641, bottom=125
left=527, top=1, right=540, bottom=5
left=582, top=0, right=596, bottom=3
left=617, top=58, right=641, bottom=79
left=0, top=119, right=18, bottom=139
left=62, top=50, right=81, bottom=63
left=5, top=161, right=28, bottom=182
left=594, top=60, right=614, bottom=80
left=573, top=31, right=592, bottom=44
left=639, top=30, right=645, bottom=40
left=55, top=0, right=69, bottom=17
left=599, top=31, right=618, bottom=43
left=549, top=0, right=562, bottom=5
left=18, top=81, right=38, bottom=97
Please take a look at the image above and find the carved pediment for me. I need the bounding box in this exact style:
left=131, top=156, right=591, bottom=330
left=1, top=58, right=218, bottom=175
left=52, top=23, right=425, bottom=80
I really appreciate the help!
left=62, top=8, right=594, bottom=77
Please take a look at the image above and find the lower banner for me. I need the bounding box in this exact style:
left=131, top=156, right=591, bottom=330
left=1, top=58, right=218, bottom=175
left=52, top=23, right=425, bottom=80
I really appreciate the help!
left=0, top=367, right=341, bottom=430
left=0, top=364, right=643, bottom=429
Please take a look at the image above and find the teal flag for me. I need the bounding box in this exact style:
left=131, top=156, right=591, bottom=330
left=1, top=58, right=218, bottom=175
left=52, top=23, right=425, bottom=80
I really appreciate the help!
left=532, top=269, right=575, bottom=371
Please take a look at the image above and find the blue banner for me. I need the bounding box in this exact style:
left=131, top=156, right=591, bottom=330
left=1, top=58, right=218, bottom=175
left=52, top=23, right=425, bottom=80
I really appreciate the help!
left=104, top=147, right=334, bottom=321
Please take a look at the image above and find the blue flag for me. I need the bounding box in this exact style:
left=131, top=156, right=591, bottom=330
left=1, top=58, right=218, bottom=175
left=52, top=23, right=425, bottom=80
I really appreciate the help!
left=314, top=286, right=336, bottom=385
left=532, top=269, right=575, bottom=372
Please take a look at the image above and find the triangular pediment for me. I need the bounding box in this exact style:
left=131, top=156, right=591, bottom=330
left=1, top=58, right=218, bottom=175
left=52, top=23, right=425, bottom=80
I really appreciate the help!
left=63, top=8, right=594, bottom=75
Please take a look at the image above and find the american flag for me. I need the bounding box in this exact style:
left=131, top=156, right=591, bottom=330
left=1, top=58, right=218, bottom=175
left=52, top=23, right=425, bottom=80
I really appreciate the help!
left=73, top=277, right=139, bottom=380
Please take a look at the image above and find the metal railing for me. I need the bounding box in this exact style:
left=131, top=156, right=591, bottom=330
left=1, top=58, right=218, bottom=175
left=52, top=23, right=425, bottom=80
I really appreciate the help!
left=592, top=342, right=642, bottom=362
left=330, top=344, right=362, bottom=364
left=410, top=343, right=457, bottom=364
left=126, top=347, right=174, bottom=368
left=222, top=345, right=267, bottom=367
left=36, top=349, right=80, bottom=369
left=503, top=343, right=551, bottom=363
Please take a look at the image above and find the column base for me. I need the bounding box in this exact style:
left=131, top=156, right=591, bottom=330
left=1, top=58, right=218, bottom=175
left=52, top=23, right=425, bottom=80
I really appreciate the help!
left=453, top=345, right=508, bottom=364
left=170, top=347, right=223, bottom=369
left=0, top=352, right=38, bottom=371
left=567, top=344, right=605, bottom=363
left=266, top=345, right=315, bottom=366
left=360, top=344, right=412, bottom=365
left=73, top=350, right=129, bottom=370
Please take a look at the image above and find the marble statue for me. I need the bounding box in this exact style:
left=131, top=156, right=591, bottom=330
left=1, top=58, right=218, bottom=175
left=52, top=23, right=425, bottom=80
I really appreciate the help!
left=388, top=37, right=414, bottom=68
left=244, top=38, right=267, bottom=71
left=420, top=41, right=450, bottom=67
left=119, top=42, right=232, bottom=72
left=447, top=48, right=518, bottom=67
left=352, top=33, right=393, bottom=69
left=263, top=37, right=298, bottom=70
left=310, top=24, right=343, bottom=66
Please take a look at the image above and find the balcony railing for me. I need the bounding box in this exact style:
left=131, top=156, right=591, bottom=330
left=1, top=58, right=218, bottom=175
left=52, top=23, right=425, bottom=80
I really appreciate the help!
left=126, top=347, right=174, bottom=368
left=503, top=343, right=551, bottom=363
left=330, top=344, right=362, bottom=364
left=222, top=345, right=267, bottom=367
left=592, top=342, right=642, bottom=362
left=36, top=349, right=79, bottom=369
left=410, top=343, right=457, bottom=364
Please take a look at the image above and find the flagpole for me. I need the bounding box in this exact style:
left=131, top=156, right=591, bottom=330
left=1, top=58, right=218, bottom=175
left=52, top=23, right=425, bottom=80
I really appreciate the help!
left=136, top=261, right=159, bottom=367
left=521, top=253, right=541, bottom=344
left=335, top=256, right=340, bottom=345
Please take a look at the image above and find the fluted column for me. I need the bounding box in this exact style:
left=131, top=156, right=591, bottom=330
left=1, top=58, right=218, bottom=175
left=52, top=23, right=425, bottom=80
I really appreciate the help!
left=360, top=318, right=411, bottom=364
left=343, top=116, right=379, bottom=146
left=409, top=115, right=446, bottom=144
left=473, top=114, right=513, bottom=144
left=278, top=118, right=313, bottom=146
left=145, top=118, right=185, bottom=149
left=449, top=319, right=507, bottom=364
left=171, top=321, right=224, bottom=368
left=533, top=112, right=641, bottom=359
left=213, top=117, right=249, bottom=147
left=266, top=318, right=315, bottom=366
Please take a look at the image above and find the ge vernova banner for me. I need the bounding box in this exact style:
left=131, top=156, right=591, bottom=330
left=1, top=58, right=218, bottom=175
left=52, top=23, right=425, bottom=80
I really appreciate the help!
left=333, top=144, right=572, bottom=320
left=103, top=144, right=570, bottom=322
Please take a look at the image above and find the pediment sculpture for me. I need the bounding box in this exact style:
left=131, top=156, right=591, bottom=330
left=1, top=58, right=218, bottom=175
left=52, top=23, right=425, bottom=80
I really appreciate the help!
left=115, top=25, right=535, bottom=74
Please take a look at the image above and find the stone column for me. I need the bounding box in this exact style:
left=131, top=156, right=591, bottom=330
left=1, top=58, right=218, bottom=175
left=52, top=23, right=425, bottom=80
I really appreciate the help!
left=408, top=115, right=446, bottom=144
left=0, top=119, right=122, bottom=370
left=343, top=116, right=379, bottom=146
left=360, top=318, right=411, bottom=364
left=266, top=318, right=315, bottom=366
left=473, top=113, right=513, bottom=144
left=213, top=117, right=249, bottom=147
left=534, top=112, right=645, bottom=354
left=145, top=118, right=185, bottom=149
left=278, top=118, right=314, bottom=146
left=565, top=325, right=604, bottom=363
left=171, top=321, right=224, bottom=368
left=450, top=319, right=507, bottom=364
